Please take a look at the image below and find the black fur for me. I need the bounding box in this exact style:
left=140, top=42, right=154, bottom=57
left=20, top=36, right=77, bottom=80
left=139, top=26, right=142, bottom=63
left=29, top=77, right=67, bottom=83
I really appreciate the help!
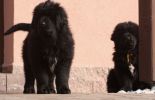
left=5, top=0, right=74, bottom=94
left=107, top=22, right=152, bottom=93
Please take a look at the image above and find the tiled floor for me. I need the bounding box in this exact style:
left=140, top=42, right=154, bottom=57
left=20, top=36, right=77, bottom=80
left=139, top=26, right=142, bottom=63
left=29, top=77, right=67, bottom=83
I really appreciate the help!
left=0, top=94, right=154, bottom=100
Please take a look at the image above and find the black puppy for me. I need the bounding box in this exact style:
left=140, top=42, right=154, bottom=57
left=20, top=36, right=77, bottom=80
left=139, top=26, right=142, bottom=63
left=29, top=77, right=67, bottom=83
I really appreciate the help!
left=5, top=0, right=74, bottom=94
left=107, top=22, right=152, bottom=93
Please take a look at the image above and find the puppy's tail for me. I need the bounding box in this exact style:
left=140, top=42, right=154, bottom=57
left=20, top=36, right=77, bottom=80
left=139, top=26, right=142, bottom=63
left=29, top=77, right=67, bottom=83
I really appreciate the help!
left=4, top=23, right=31, bottom=35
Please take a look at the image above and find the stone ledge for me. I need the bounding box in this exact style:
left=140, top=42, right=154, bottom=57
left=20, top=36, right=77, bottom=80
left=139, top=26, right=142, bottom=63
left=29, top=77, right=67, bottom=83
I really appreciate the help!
left=0, top=74, right=7, bottom=93
left=70, top=67, right=108, bottom=93
left=1, top=63, right=13, bottom=73
left=5, top=66, right=109, bottom=93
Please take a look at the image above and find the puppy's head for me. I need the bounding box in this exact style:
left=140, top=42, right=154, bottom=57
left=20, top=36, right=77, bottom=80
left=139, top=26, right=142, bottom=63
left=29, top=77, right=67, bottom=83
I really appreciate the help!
left=111, top=22, right=138, bottom=51
left=31, top=0, right=68, bottom=40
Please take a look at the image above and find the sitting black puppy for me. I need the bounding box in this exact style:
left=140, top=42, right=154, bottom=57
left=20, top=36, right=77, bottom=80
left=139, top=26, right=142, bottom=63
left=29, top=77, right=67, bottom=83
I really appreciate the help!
left=4, top=0, right=74, bottom=94
left=107, top=22, right=152, bottom=93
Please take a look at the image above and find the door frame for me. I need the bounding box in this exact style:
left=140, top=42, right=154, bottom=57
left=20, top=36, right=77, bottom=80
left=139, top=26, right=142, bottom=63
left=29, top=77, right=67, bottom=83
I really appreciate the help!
left=139, top=0, right=155, bottom=82
left=0, top=0, right=4, bottom=72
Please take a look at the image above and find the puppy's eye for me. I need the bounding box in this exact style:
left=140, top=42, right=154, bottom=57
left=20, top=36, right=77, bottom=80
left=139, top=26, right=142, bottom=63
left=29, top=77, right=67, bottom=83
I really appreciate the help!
left=127, top=36, right=131, bottom=40
left=125, top=34, right=132, bottom=40
left=39, top=16, right=49, bottom=27
left=42, top=21, right=46, bottom=26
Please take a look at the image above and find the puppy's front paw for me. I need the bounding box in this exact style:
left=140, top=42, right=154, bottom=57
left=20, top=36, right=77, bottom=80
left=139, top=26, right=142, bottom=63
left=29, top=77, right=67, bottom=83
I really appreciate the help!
left=50, top=88, right=56, bottom=94
left=23, top=87, right=35, bottom=94
left=37, top=87, right=51, bottom=94
left=57, top=87, right=71, bottom=94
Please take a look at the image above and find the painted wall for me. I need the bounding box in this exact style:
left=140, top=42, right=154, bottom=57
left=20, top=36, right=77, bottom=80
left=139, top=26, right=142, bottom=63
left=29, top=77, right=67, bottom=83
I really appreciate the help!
left=3, top=0, right=138, bottom=93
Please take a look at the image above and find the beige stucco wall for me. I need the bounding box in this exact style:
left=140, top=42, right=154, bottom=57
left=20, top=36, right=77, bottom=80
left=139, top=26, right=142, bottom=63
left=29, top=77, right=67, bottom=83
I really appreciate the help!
left=3, top=0, right=138, bottom=93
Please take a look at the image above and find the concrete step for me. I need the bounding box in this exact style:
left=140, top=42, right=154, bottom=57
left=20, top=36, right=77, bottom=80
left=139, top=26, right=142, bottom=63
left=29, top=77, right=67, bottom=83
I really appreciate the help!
left=0, top=94, right=154, bottom=100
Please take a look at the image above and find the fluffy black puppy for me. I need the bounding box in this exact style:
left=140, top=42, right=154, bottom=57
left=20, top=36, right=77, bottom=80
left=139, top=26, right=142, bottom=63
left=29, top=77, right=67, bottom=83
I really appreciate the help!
left=5, top=0, right=74, bottom=94
left=107, top=22, right=152, bottom=93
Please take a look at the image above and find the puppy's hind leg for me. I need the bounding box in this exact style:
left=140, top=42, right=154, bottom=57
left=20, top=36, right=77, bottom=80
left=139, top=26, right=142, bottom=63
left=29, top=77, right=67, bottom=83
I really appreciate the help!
left=23, top=45, right=35, bottom=94
left=107, top=69, right=120, bottom=93
left=23, top=64, right=35, bottom=94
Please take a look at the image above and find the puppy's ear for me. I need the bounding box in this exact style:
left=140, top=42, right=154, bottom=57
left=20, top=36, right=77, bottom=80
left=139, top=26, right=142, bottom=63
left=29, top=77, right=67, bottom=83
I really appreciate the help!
left=111, top=32, right=116, bottom=41
left=111, top=23, right=123, bottom=41
left=56, top=7, right=68, bottom=30
left=111, top=25, right=119, bottom=41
